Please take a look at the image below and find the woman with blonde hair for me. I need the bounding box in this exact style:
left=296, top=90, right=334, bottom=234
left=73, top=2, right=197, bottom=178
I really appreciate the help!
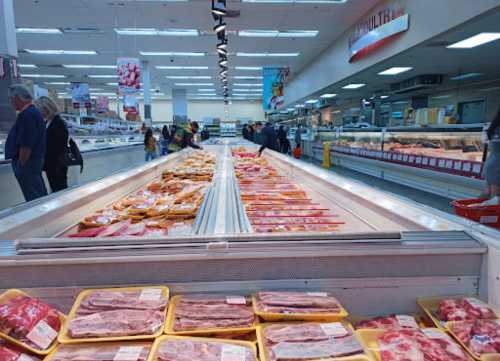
left=34, top=96, right=69, bottom=192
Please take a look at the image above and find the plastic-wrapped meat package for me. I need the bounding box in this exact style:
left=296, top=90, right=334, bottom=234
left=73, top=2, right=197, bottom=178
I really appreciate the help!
left=0, top=296, right=61, bottom=350
left=437, top=298, right=497, bottom=322
left=255, top=291, right=342, bottom=314
left=68, top=309, right=164, bottom=338
left=156, top=339, right=255, bottom=361
left=77, top=289, right=168, bottom=315
left=355, top=315, right=419, bottom=330
left=173, top=295, right=255, bottom=331
left=51, top=342, right=152, bottom=361
left=377, top=329, right=471, bottom=361
left=448, top=319, right=500, bottom=357
left=0, top=340, right=41, bottom=361
left=263, top=323, right=364, bottom=361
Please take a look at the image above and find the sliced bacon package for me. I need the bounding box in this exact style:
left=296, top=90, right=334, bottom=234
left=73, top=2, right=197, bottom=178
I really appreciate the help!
left=49, top=342, right=152, bottom=361
left=448, top=319, right=500, bottom=357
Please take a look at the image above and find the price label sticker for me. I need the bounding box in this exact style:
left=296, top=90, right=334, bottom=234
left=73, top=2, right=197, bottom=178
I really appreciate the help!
left=472, top=163, right=482, bottom=174
left=422, top=157, right=429, bottom=166
left=463, top=162, right=472, bottom=172
left=416, top=157, right=422, bottom=164
left=139, top=288, right=163, bottom=301
left=26, top=320, right=58, bottom=350
left=472, top=335, right=493, bottom=345
left=445, top=160, right=453, bottom=169
left=18, top=355, right=37, bottom=361
left=409, top=156, right=415, bottom=163
left=320, top=322, right=348, bottom=337
left=422, top=328, right=448, bottom=340
left=396, top=315, right=418, bottom=328
left=307, top=292, right=328, bottom=297
left=429, top=158, right=437, bottom=167
left=221, top=344, right=248, bottom=361
left=226, top=296, right=247, bottom=305
left=403, top=155, right=409, bottom=162
left=114, top=346, right=144, bottom=361
left=465, top=298, right=489, bottom=308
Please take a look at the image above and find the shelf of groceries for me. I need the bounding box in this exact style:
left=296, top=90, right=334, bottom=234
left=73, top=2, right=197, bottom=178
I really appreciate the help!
left=1, top=286, right=500, bottom=361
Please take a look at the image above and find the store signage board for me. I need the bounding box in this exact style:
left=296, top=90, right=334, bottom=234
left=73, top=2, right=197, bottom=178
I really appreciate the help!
left=263, top=67, right=289, bottom=111
left=349, top=4, right=409, bottom=62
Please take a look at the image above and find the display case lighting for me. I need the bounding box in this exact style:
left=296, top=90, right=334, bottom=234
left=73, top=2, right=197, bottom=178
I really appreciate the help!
left=447, top=32, right=500, bottom=49
left=106, top=83, right=119, bottom=86
left=380, top=95, right=390, bottom=99
left=305, top=99, right=318, bottom=104
left=45, top=82, right=71, bottom=85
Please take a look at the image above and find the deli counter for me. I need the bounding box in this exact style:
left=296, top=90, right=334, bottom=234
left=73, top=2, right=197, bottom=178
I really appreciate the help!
left=0, top=140, right=499, bottom=319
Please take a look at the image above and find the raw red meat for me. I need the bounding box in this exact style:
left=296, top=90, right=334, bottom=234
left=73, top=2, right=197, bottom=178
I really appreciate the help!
left=68, top=309, right=164, bottom=338
left=157, top=339, right=254, bottom=361
left=256, top=292, right=341, bottom=314
left=437, top=298, right=497, bottom=322
left=0, top=296, right=61, bottom=350
left=67, top=226, right=107, bottom=238
left=448, top=319, right=500, bottom=357
left=77, top=290, right=168, bottom=315
left=256, top=302, right=341, bottom=314
left=0, top=340, right=41, bottom=361
left=378, top=330, right=471, bottom=361
left=51, top=342, right=152, bottom=361
left=179, top=295, right=251, bottom=305
left=355, top=315, right=419, bottom=330
left=175, top=303, right=253, bottom=320
left=174, top=317, right=254, bottom=331
left=96, top=220, right=132, bottom=237
left=265, top=323, right=351, bottom=343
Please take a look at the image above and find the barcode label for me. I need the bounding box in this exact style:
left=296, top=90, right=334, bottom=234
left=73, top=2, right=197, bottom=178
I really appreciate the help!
left=114, top=346, right=144, bottom=361
left=307, top=292, right=328, bottom=297
left=26, top=320, right=58, bottom=350
left=139, top=288, right=163, bottom=301
left=396, top=315, right=418, bottom=328
left=226, top=296, right=247, bottom=305
left=221, top=344, right=248, bottom=361
left=320, top=322, right=348, bottom=337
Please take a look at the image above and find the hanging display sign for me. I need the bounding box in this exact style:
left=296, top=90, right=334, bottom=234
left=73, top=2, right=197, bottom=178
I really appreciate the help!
left=123, top=94, right=138, bottom=114
left=71, top=83, right=90, bottom=108
left=11, top=58, right=18, bottom=79
left=0, top=58, right=5, bottom=79
left=33, top=84, right=49, bottom=99
left=117, top=57, right=141, bottom=95
left=348, top=2, right=409, bottom=62
left=96, top=96, right=110, bottom=113
left=262, top=67, right=289, bottom=111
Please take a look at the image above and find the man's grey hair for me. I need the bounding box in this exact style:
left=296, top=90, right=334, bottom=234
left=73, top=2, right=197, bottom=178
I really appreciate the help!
left=8, top=83, right=33, bottom=101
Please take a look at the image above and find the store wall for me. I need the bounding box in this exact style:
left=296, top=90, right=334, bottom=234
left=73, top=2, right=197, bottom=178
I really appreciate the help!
left=284, top=0, right=500, bottom=105
left=109, top=100, right=265, bottom=124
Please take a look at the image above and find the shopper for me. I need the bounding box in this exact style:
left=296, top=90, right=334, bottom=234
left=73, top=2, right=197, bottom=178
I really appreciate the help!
left=168, top=121, right=202, bottom=153
left=35, top=96, right=69, bottom=193
left=277, top=125, right=289, bottom=154
left=254, top=122, right=264, bottom=145
left=144, top=128, right=157, bottom=161
left=257, top=122, right=279, bottom=156
left=248, top=124, right=255, bottom=142
left=294, top=124, right=305, bottom=149
left=481, top=109, right=500, bottom=205
left=242, top=124, right=250, bottom=140
left=201, top=128, right=210, bottom=141
left=5, top=84, right=48, bottom=202
left=161, top=125, right=170, bottom=156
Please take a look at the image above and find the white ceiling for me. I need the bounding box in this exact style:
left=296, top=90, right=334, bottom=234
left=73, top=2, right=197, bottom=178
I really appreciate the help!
left=13, top=0, right=380, bottom=98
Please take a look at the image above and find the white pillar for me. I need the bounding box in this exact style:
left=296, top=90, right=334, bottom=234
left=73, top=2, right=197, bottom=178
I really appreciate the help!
left=141, top=60, right=152, bottom=127
left=172, top=89, right=187, bottom=126
left=0, top=0, right=17, bottom=57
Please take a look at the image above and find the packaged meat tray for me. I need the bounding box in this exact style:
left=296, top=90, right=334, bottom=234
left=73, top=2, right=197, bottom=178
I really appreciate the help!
left=358, top=328, right=473, bottom=361
left=351, top=314, right=423, bottom=331
left=0, top=339, right=41, bottom=361
left=253, top=291, right=348, bottom=321
left=59, top=286, right=169, bottom=344
left=0, top=289, right=66, bottom=355
left=447, top=319, right=500, bottom=360
left=417, top=296, right=499, bottom=329
left=148, top=335, right=257, bottom=361
left=256, top=322, right=370, bottom=361
left=165, top=295, right=258, bottom=337
left=43, top=341, right=152, bottom=361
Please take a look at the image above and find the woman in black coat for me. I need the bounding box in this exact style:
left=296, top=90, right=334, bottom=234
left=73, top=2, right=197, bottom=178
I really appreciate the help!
left=35, top=96, right=69, bottom=192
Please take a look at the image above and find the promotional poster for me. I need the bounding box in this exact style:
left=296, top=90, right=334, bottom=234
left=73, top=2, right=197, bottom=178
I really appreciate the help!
left=263, top=67, right=289, bottom=111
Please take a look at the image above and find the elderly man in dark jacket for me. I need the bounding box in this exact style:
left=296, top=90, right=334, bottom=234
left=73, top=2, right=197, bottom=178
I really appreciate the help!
left=256, top=122, right=279, bottom=156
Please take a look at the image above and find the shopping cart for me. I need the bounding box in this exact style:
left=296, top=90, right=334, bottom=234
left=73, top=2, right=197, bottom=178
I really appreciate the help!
left=451, top=198, right=500, bottom=229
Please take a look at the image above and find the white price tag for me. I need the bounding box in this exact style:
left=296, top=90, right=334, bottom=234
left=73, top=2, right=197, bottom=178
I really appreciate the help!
left=438, top=159, right=446, bottom=168
left=416, top=157, right=422, bottom=164
left=114, top=346, right=144, bottom=361
left=139, top=288, right=163, bottom=301
left=26, top=320, right=58, bottom=350
left=320, top=322, right=348, bottom=337
left=221, top=344, right=248, bottom=361
left=422, top=157, right=429, bottom=165
left=409, top=156, right=415, bottom=163
left=445, top=160, right=453, bottom=169
left=463, top=162, right=472, bottom=172
left=18, top=355, right=37, bottom=361
left=429, top=158, right=437, bottom=166
left=307, top=292, right=328, bottom=297
left=422, top=328, right=448, bottom=340
left=465, top=298, right=489, bottom=308
left=472, top=163, right=482, bottom=174
left=226, top=296, right=247, bottom=305
left=454, top=161, right=462, bottom=170
left=396, top=315, right=418, bottom=328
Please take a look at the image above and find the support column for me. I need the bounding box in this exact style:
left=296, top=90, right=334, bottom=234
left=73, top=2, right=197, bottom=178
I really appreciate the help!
left=0, top=0, right=18, bottom=131
left=141, top=60, right=152, bottom=127
left=172, top=89, right=187, bottom=126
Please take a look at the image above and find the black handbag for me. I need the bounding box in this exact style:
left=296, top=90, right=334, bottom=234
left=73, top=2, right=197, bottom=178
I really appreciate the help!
left=59, top=138, right=84, bottom=173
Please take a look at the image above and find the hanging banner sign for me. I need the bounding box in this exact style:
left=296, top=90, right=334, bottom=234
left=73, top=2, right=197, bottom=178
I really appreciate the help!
left=33, top=84, right=49, bottom=99
left=71, top=83, right=90, bottom=107
left=0, top=58, right=5, bottom=79
left=123, top=94, right=138, bottom=114
left=11, top=58, right=18, bottom=79
left=349, top=3, right=409, bottom=62
left=117, top=57, right=141, bottom=95
left=96, top=96, right=110, bottom=113
left=263, top=67, right=289, bottom=111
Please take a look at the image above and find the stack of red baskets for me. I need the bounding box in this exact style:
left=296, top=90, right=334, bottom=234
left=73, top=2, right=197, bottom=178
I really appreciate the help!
left=451, top=198, right=500, bottom=229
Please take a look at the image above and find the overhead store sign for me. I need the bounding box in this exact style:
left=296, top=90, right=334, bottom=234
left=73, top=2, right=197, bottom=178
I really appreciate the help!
left=117, top=57, right=141, bottom=95
left=96, top=96, right=110, bottom=113
left=71, top=82, right=90, bottom=109
left=263, top=67, right=289, bottom=111
left=349, top=3, right=409, bottom=62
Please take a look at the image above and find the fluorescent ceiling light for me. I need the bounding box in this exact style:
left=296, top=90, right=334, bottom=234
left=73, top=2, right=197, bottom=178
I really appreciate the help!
left=320, top=93, right=337, bottom=98
left=156, top=66, right=208, bottom=70
left=166, top=76, right=211, bottom=79
left=18, top=64, right=37, bottom=68
left=342, top=83, right=365, bottom=89
left=447, top=32, right=500, bottom=49
left=286, top=108, right=294, bottom=111
left=231, top=89, right=262, bottom=92
left=242, top=0, right=347, bottom=2
left=234, top=83, right=263, bottom=86
left=233, top=76, right=263, bottom=79
left=63, top=64, right=116, bottom=69
left=237, top=52, right=299, bottom=57
left=378, top=67, right=413, bottom=76
left=238, top=30, right=318, bottom=38
left=114, top=28, right=199, bottom=36
left=22, top=74, right=66, bottom=78
left=198, top=89, right=216, bottom=92
left=140, top=51, right=205, bottom=56
left=45, top=82, right=71, bottom=85
left=106, top=82, right=119, bottom=86
left=235, top=66, right=262, bottom=70
left=175, top=83, right=214, bottom=86
left=89, top=88, right=103, bottom=91
left=380, top=95, right=390, bottom=99
left=93, top=92, right=117, bottom=96
left=25, top=49, right=97, bottom=55
left=450, top=73, right=483, bottom=80
left=305, top=99, right=318, bottom=104
left=432, top=95, right=452, bottom=99
left=88, top=75, right=118, bottom=78
left=295, top=104, right=305, bottom=108
left=16, top=28, right=62, bottom=34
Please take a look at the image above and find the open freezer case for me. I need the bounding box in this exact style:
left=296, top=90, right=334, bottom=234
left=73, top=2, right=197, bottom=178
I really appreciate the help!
left=0, top=141, right=499, bottom=325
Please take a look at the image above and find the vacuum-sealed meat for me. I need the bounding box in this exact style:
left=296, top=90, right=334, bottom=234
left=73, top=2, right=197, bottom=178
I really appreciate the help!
left=156, top=339, right=255, bottom=361
left=51, top=342, right=152, bottom=361
left=0, top=340, right=41, bottom=361
left=355, top=315, right=419, bottom=330
left=448, top=319, right=500, bottom=357
left=255, top=291, right=342, bottom=315
left=437, top=298, right=497, bottom=321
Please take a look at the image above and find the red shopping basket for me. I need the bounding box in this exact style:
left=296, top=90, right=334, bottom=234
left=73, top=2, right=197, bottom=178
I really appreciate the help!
left=451, top=198, right=500, bottom=228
